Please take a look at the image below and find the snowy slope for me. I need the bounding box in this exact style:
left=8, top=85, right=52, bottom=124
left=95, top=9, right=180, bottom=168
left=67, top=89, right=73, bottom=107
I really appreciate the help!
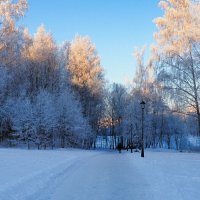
left=0, top=148, right=200, bottom=200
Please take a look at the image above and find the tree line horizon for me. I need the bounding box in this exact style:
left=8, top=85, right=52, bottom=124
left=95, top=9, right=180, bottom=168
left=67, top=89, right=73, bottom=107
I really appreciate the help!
left=0, top=0, right=200, bottom=151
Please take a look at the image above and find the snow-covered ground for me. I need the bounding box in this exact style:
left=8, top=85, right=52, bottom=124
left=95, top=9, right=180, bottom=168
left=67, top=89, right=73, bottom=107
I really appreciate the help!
left=0, top=148, right=200, bottom=200
left=0, top=148, right=99, bottom=200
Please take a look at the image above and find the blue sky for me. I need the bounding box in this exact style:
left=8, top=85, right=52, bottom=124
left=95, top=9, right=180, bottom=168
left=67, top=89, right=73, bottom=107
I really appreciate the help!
left=22, top=0, right=161, bottom=84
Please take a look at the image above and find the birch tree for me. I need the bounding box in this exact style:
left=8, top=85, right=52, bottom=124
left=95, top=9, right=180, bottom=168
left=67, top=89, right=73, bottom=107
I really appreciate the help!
left=131, top=46, right=171, bottom=148
left=106, top=83, right=128, bottom=148
left=25, top=25, right=59, bottom=94
left=0, top=0, right=28, bottom=66
left=68, top=35, right=105, bottom=144
left=153, top=0, right=200, bottom=136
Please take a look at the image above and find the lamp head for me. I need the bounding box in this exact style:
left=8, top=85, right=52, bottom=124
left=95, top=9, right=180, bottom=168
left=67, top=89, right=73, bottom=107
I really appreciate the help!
left=140, top=100, right=146, bottom=109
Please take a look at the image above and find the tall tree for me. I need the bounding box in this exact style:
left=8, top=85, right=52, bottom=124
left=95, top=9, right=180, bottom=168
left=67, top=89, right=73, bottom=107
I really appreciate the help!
left=153, top=0, right=200, bottom=136
left=130, top=46, right=170, bottom=148
left=25, top=25, right=59, bottom=94
left=106, top=83, right=128, bottom=148
left=0, top=0, right=28, bottom=66
left=68, top=35, right=105, bottom=144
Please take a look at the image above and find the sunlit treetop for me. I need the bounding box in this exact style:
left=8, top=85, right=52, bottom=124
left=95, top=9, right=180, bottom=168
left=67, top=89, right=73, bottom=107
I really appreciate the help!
left=153, top=0, right=200, bottom=57
left=0, top=0, right=27, bottom=31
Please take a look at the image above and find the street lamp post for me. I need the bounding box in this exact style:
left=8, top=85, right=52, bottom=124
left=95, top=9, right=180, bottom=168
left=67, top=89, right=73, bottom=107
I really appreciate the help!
left=130, top=123, right=133, bottom=153
left=140, top=100, right=145, bottom=158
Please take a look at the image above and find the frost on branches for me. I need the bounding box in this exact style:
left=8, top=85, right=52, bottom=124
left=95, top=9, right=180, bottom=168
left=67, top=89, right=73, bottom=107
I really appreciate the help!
left=0, top=1, right=97, bottom=149
left=0, top=0, right=199, bottom=150
left=153, top=0, right=200, bottom=136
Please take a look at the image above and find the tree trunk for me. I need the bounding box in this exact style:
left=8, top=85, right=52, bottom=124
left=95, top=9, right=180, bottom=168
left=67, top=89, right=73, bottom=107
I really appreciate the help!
left=190, top=49, right=200, bottom=136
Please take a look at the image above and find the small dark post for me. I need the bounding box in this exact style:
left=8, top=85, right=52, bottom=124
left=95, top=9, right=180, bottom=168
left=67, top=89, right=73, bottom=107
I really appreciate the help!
left=140, top=100, right=145, bottom=158
left=130, top=123, right=133, bottom=153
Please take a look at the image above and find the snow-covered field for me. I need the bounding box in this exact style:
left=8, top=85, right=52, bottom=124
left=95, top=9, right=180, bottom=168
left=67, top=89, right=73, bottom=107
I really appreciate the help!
left=0, top=148, right=200, bottom=200
left=0, top=148, right=98, bottom=200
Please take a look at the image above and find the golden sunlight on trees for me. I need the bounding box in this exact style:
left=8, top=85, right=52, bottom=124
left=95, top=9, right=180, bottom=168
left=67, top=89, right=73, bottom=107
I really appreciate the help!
left=153, top=0, right=200, bottom=136
left=26, top=25, right=57, bottom=63
left=24, top=25, right=59, bottom=93
left=0, top=0, right=28, bottom=65
left=0, top=0, right=200, bottom=151
left=153, top=0, right=200, bottom=56
left=0, top=0, right=27, bottom=31
left=68, top=35, right=104, bottom=96
left=68, top=35, right=105, bottom=143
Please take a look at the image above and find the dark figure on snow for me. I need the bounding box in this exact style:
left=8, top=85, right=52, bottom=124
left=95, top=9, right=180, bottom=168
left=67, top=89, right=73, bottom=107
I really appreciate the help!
left=117, top=143, right=123, bottom=153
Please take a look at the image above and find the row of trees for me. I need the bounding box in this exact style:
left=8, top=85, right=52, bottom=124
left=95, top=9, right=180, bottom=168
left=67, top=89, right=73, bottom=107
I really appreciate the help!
left=0, top=0, right=104, bottom=149
left=0, top=0, right=199, bottom=151
left=99, top=0, right=200, bottom=151
left=100, top=48, right=186, bottom=150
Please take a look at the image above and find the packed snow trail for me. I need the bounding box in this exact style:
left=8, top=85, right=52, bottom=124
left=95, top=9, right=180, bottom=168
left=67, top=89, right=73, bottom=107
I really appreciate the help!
left=51, top=150, right=200, bottom=200
left=1, top=149, right=200, bottom=200
left=0, top=149, right=100, bottom=200
left=51, top=151, right=150, bottom=200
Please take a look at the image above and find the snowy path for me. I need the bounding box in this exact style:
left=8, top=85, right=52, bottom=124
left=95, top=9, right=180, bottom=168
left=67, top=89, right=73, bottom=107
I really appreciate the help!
left=0, top=149, right=99, bottom=200
left=1, top=149, right=200, bottom=200
left=51, top=150, right=200, bottom=200
left=51, top=151, right=149, bottom=200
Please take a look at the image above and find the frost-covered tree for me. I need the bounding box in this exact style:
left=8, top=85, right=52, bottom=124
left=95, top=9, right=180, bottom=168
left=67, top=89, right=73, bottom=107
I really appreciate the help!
left=68, top=35, right=105, bottom=143
left=0, top=0, right=97, bottom=149
left=68, top=35, right=104, bottom=95
left=5, top=97, right=36, bottom=148
left=128, top=46, right=176, bottom=149
left=56, top=91, right=92, bottom=148
left=0, top=1, right=28, bottom=144
left=0, top=0, right=28, bottom=66
left=24, top=25, right=59, bottom=95
left=105, top=83, right=128, bottom=148
left=153, top=0, right=200, bottom=136
left=153, top=0, right=200, bottom=56
left=33, top=91, right=57, bottom=149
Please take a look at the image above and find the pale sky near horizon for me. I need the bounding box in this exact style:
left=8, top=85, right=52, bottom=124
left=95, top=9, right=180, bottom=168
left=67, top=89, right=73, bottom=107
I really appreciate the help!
left=22, top=0, right=162, bottom=84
